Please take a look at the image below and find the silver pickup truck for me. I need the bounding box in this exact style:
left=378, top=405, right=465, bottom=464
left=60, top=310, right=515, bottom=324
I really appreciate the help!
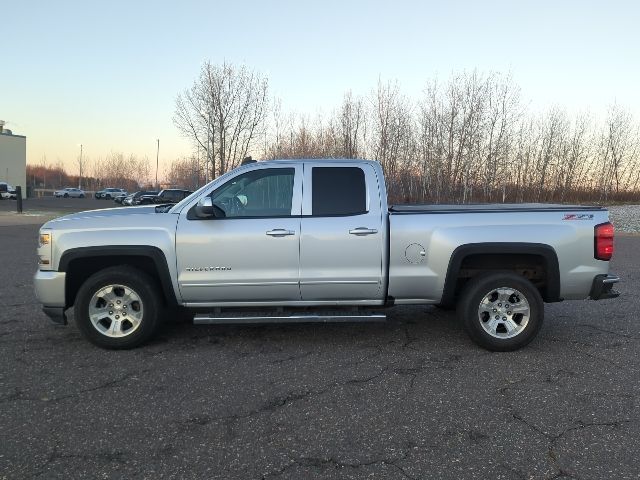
left=34, top=159, right=620, bottom=351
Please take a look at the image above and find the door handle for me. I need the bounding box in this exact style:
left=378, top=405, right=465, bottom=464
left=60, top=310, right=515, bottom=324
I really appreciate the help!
left=349, top=227, right=378, bottom=236
left=266, top=229, right=295, bottom=237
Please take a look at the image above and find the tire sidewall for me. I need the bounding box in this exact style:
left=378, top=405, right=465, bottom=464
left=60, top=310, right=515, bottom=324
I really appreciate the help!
left=458, top=272, right=544, bottom=351
left=75, top=267, right=161, bottom=349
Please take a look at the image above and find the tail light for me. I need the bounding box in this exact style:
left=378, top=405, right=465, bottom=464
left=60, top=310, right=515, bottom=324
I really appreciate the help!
left=594, top=222, right=614, bottom=261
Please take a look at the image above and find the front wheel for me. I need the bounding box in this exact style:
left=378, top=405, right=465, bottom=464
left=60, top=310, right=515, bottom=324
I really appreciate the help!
left=457, top=272, right=544, bottom=351
left=64, top=193, right=69, bottom=198
left=79, top=194, right=85, bottom=198
left=75, top=266, right=162, bottom=349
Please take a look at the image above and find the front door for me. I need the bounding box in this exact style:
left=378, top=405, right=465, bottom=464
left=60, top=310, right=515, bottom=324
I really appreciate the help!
left=176, top=165, right=302, bottom=304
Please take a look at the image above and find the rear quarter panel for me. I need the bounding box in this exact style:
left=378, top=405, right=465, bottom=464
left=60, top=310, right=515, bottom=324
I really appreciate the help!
left=388, top=209, right=611, bottom=303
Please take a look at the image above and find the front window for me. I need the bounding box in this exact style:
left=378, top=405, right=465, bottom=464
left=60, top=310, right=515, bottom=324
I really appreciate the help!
left=210, top=168, right=295, bottom=218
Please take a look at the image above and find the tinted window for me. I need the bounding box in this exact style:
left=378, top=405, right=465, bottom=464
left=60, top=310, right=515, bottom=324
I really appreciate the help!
left=211, top=168, right=294, bottom=217
left=312, top=167, right=366, bottom=216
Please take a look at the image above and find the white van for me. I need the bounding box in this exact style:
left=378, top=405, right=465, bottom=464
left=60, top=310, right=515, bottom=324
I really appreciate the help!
left=0, top=182, right=17, bottom=199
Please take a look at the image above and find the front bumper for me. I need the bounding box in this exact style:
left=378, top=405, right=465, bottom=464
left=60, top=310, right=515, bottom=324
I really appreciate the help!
left=590, top=274, right=620, bottom=300
left=34, top=270, right=68, bottom=324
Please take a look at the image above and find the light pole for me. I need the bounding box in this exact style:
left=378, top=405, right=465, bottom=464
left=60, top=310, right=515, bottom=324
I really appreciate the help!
left=78, top=144, right=83, bottom=189
left=155, top=139, right=160, bottom=190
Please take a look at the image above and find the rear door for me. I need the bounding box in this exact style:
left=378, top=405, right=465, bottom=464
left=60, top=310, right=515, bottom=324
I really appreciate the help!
left=299, top=164, right=385, bottom=301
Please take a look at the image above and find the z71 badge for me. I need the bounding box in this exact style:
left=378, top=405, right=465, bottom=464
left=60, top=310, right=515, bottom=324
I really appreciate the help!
left=563, top=214, right=594, bottom=221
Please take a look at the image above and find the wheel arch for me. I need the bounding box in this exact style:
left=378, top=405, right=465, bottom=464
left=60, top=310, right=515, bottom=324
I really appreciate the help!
left=441, top=242, right=561, bottom=306
left=59, top=246, right=177, bottom=308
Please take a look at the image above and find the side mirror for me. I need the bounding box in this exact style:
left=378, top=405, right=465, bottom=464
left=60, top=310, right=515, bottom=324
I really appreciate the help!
left=195, top=197, right=214, bottom=218
left=195, top=197, right=225, bottom=218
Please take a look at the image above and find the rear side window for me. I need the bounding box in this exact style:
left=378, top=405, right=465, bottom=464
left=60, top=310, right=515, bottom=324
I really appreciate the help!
left=312, top=167, right=366, bottom=216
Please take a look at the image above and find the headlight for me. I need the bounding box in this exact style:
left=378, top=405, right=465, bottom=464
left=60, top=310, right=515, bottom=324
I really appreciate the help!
left=39, top=233, right=50, bottom=247
left=38, top=230, right=53, bottom=269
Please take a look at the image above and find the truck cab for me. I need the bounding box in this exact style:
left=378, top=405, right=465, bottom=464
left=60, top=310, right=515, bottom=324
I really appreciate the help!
left=177, top=160, right=387, bottom=305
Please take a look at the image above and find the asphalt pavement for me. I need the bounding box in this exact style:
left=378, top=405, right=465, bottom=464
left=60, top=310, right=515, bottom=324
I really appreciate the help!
left=0, top=209, right=638, bottom=479
left=0, top=196, right=113, bottom=215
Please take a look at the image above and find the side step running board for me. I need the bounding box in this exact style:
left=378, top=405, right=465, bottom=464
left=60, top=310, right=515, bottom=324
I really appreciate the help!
left=194, top=312, right=387, bottom=325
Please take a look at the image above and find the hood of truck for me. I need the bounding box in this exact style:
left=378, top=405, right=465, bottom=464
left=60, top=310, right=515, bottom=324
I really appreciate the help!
left=42, top=205, right=169, bottom=228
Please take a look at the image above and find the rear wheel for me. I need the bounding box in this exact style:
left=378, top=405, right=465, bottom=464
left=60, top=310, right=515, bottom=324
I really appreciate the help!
left=75, top=266, right=162, bottom=349
left=457, top=272, right=543, bottom=351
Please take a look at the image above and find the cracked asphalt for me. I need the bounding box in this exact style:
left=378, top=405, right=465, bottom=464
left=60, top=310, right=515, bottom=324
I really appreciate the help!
left=1, top=210, right=639, bottom=479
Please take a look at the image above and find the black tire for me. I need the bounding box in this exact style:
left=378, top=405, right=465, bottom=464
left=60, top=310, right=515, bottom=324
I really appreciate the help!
left=75, top=266, right=162, bottom=349
left=64, top=193, right=69, bottom=198
left=457, top=272, right=544, bottom=352
left=79, top=194, right=85, bottom=198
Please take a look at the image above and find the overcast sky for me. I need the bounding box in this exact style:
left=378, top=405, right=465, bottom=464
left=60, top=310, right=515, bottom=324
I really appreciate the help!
left=1, top=0, right=638, bottom=176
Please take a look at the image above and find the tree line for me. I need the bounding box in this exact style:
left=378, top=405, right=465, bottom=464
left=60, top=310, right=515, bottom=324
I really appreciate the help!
left=173, top=63, right=639, bottom=204
left=28, top=152, right=152, bottom=192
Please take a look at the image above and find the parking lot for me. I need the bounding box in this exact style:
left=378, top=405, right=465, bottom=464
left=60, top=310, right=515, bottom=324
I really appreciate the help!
left=0, top=195, right=113, bottom=216
left=1, top=204, right=639, bottom=479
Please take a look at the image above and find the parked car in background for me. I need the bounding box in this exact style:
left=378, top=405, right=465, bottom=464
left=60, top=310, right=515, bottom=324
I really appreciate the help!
left=95, top=188, right=126, bottom=200
left=54, top=187, right=85, bottom=198
left=113, top=192, right=128, bottom=204
left=123, top=191, right=158, bottom=206
left=135, top=189, right=192, bottom=205
left=0, top=182, right=17, bottom=199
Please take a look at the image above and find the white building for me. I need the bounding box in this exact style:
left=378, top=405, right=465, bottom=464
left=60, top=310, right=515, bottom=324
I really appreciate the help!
left=0, top=120, right=27, bottom=198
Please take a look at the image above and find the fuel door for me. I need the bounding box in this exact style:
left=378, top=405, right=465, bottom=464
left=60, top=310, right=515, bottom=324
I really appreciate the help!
left=405, top=243, right=426, bottom=264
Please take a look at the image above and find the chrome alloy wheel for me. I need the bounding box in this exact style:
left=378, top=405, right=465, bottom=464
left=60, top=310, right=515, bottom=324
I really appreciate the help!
left=88, top=284, right=144, bottom=338
left=477, top=287, right=530, bottom=339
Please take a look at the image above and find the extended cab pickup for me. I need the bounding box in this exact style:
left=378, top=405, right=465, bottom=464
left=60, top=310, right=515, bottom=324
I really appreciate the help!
left=34, top=159, right=620, bottom=350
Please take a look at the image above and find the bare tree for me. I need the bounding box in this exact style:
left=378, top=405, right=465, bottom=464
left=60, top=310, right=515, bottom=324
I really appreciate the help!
left=598, top=105, right=637, bottom=200
left=370, top=79, right=415, bottom=201
left=339, top=91, right=365, bottom=158
left=166, top=155, right=204, bottom=190
left=174, top=61, right=269, bottom=179
left=95, top=152, right=150, bottom=191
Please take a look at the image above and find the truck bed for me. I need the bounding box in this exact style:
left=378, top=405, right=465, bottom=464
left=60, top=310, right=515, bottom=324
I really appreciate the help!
left=389, top=203, right=607, bottom=214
